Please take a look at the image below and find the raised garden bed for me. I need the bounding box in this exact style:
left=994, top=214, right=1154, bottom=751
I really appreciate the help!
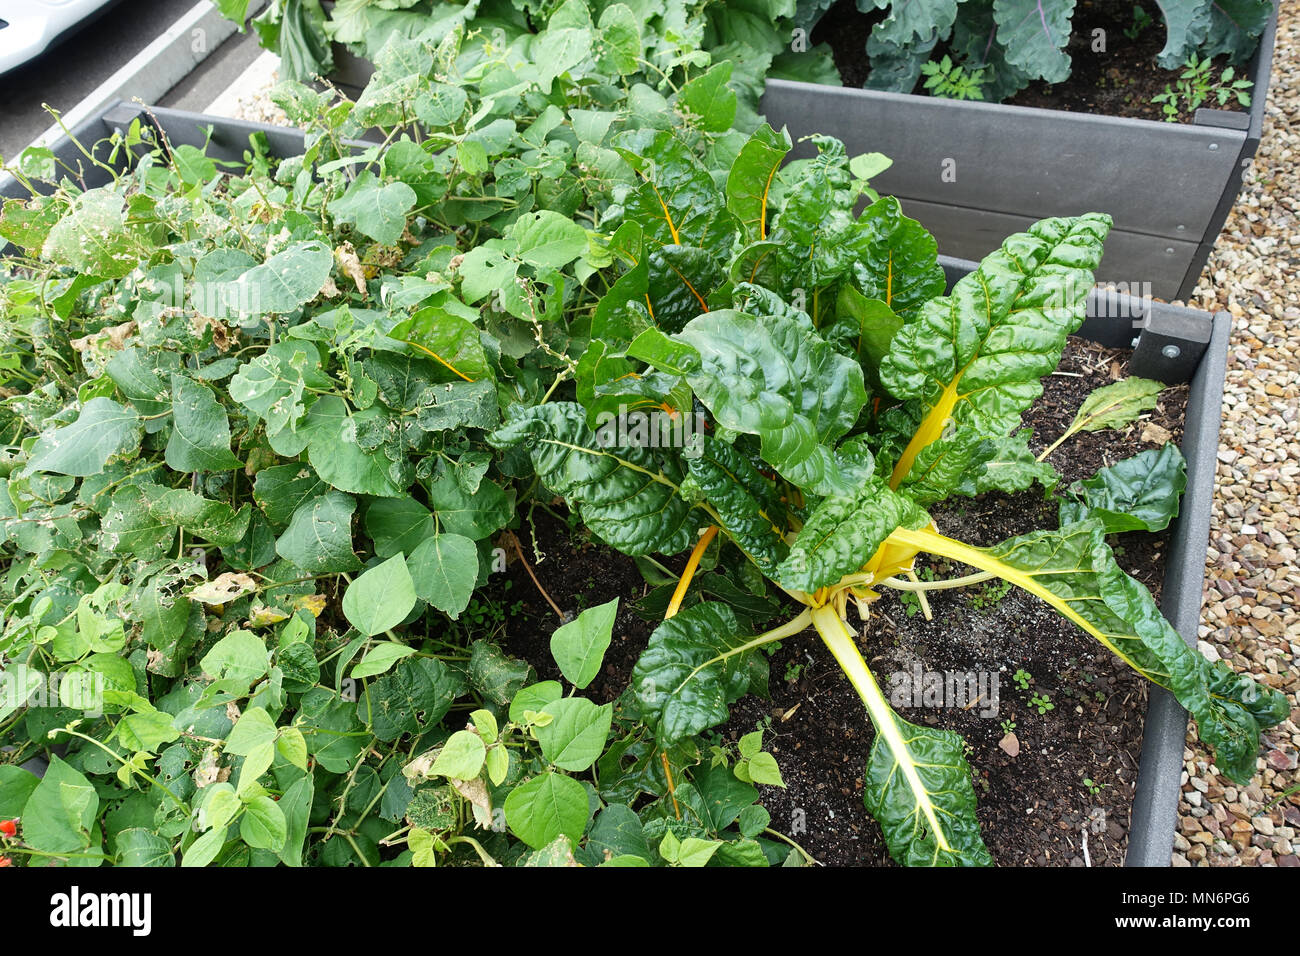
left=0, top=97, right=1271, bottom=869
left=763, top=3, right=1279, bottom=302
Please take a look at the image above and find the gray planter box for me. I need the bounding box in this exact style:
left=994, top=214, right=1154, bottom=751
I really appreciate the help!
left=1, top=104, right=1230, bottom=866
left=766, top=5, right=1278, bottom=302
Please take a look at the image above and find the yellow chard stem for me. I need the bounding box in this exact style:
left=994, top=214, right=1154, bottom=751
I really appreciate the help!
left=809, top=603, right=952, bottom=853
left=664, top=525, right=718, bottom=620
left=889, top=378, right=963, bottom=489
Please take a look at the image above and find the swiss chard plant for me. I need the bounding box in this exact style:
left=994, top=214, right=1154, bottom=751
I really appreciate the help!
left=795, top=0, right=1271, bottom=101
left=490, top=122, right=1290, bottom=865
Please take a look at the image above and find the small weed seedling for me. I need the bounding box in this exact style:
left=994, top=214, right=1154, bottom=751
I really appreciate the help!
left=1153, top=55, right=1253, bottom=122
left=1124, top=4, right=1154, bottom=40
left=1000, top=719, right=1017, bottom=735
left=968, top=578, right=1013, bottom=610
left=920, top=55, right=987, bottom=101
left=1013, top=669, right=1032, bottom=691
left=1029, top=694, right=1055, bottom=715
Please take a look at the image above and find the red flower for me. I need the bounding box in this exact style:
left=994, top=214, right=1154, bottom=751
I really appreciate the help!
left=0, top=819, right=16, bottom=838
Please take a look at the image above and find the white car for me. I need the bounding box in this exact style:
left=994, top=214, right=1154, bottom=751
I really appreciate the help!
left=0, top=0, right=119, bottom=74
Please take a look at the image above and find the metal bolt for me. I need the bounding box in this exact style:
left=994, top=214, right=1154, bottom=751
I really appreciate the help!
left=1162, top=344, right=1181, bottom=359
left=1166, top=247, right=1175, bottom=254
left=1131, top=336, right=1141, bottom=348
left=1177, top=224, right=1186, bottom=232
left=1209, top=143, right=1219, bottom=151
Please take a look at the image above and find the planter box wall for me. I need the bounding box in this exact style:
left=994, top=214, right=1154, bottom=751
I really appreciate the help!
left=766, top=3, right=1277, bottom=302
left=1, top=105, right=1232, bottom=866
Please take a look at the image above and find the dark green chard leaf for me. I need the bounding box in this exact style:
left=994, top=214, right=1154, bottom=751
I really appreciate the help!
left=894, top=425, right=994, bottom=507
left=1059, top=444, right=1187, bottom=533
left=863, top=713, right=992, bottom=866
left=847, top=195, right=947, bottom=319
left=882, top=214, right=1111, bottom=486
left=724, top=122, right=790, bottom=243
left=687, top=436, right=790, bottom=575
left=768, top=135, right=859, bottom=288
left=629, top=305, right=869, bottom=496
left=953, top=428, right=1060, bottom=496
left=646, top=245, right=728, bottom=334
left=778, top=478, right=930, bottom=591
left=490, top=402, right=696, bottom=556
left=899, top=424, right=1060, bottom=505
left=631, top=601, right=764, bottom=744
left=615, top=127, right=736, bottom=260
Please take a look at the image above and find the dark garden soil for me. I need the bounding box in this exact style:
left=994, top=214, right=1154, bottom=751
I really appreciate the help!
left=488, top=336, right=1190, bottom=866
left=490, top=513, right=672, bottom=707
left=811, top=0, right=1251, bottom=123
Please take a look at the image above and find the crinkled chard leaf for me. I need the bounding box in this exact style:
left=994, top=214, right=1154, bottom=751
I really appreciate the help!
left=901, top=425, right=1059, bottom=506
left=864, top=712, right=992, bottom=867
left=489, top=402, right=695, bottom=556
left=687, top=436, right=790, bottom=575
left=645, top=244, right=726, bottom=334
left=629, top=307, right=868, bottom=496
left=631, top=601, right=763, bottom=744
left=614, top=127, right=736, bottom=260
left=778, top=478, right=930, bottom=591
left=847, top=195, right=947, bottom=319
left=725, top=123, right=790, bottom=243
left=881, top=214, right=1111, bottom=485
left=1059, top=444, right=1187, bottom=533
left=953, top=428, right=1061, bottom=497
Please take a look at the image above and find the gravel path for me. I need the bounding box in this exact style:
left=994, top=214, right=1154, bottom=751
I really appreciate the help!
left=1179, top=0, right=1300, bottom=867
